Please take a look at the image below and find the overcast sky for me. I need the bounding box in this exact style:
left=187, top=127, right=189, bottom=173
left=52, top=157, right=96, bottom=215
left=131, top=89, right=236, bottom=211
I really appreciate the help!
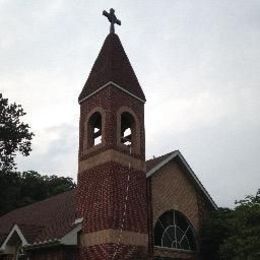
left=1, top=0, right=260, bottom=208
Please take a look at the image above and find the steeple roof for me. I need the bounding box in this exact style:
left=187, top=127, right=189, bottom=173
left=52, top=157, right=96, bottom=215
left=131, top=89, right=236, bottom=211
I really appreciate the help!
left=78, top=33, right=146, bottom=102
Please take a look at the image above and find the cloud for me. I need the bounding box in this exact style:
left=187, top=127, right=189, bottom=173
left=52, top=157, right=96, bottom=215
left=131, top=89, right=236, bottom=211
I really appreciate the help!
left=146, top=116, right=260, bottom=207
left=17, top=123, right=78, bottom=179
left=1, top=0, right=260, bottom=208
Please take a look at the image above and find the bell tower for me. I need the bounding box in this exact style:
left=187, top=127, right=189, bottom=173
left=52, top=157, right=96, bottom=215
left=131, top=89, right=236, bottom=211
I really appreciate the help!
left=76, top=9, right=148, bottom=259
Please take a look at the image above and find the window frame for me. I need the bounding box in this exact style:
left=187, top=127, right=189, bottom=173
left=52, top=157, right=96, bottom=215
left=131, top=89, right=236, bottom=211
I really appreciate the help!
left=154, top=210, right=197, bottom=252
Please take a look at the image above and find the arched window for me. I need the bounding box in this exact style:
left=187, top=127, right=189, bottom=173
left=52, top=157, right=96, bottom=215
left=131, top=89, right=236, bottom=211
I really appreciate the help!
left=88, top=112, right=102, bottom=147
left=120, top=112, right=135, bottom=147
left=154, top=210, right=197, bottom=251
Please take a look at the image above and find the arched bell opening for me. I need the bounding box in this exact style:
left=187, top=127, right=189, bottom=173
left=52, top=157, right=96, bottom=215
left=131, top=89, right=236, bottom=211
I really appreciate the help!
left=120, top=112, right=136, bottom=148
left=87, top=111, right=102, bottom=147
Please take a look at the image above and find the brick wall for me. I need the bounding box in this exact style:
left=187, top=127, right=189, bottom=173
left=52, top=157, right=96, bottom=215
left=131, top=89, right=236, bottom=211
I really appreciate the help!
left=79, top=243, right=148, bottom=260
left=196, top=189, right=213, bottom=230
left=78, top=85, right=145, bottom=161
left=153, top=247, right=197, bottom=259
left=150, top=160, right=200, bottom=260
left=77, top=162, right=147, bottom=233
left=151, top=160, right=200, bottom=229
left=77, top=84, right=148, bottom=259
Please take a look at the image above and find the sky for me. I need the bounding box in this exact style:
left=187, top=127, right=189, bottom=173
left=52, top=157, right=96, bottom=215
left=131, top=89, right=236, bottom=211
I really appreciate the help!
left=1, top=0, right=260, bottom=208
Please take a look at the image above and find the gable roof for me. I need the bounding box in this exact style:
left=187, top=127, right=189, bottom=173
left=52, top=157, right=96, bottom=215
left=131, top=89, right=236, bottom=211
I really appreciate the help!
left=0, top=189, right=76, bottom=247
left=0, top=224, right=28, bottom=251
left=146, top=150, right=218, bottom=210
left=78, top=33, right=146, bottom=103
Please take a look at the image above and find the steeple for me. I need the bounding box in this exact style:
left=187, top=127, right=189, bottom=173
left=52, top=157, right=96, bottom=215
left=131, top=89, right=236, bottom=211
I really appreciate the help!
left=77, top=9, right=148, bottom=259
left=78, top=33, right=146, bottom=103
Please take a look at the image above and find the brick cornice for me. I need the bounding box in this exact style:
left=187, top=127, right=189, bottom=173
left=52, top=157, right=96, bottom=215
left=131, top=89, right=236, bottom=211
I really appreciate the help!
left=80, top=229, right=148, bottom=247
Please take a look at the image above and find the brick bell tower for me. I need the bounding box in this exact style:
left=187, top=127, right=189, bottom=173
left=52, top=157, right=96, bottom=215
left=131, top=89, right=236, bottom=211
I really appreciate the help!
left=77, top=9, right=148, bottom=259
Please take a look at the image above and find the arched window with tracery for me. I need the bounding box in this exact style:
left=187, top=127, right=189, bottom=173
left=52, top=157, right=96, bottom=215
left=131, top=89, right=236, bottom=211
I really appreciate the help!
left=154, top=210, right=197, bottom=251
left=120, top=112, right=135, bottom=147
left=88, top=111, right=102, bottom=147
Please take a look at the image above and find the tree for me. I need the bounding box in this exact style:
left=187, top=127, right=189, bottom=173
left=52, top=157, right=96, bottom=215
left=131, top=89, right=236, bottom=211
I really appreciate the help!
left=0, top=94, right=76, bottom=217
left=201, top=189, right=260, bottom=260
left=0, top=93, right=34, bottom=171
left=0, top=171, right=76, bottom=216
left=220, top=189, right=260, bottom=259
left=200, top=207, right=233, bottom=260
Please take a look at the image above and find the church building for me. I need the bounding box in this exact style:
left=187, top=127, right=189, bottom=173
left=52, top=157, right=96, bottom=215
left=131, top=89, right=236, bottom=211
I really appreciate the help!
left=0, top=9, right=217, bottom=260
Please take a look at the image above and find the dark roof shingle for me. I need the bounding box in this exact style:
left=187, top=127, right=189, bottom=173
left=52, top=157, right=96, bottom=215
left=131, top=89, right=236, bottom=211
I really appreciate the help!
left=0, top=189, right=76, bottom=245
left=78, top=33, right=146, bottom=102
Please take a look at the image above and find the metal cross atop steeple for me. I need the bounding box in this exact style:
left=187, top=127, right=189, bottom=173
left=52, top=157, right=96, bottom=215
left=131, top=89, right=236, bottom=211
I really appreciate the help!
left=103, top=8, right=121, bottom=34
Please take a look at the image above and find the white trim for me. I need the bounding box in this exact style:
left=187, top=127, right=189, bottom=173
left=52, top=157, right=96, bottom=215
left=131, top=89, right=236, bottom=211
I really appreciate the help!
left=74, top=217, right=83, bottom=225
left=0, top=224, right=28, bottom=251
left=24, top=223, right=83, bottom=249
left=154, top=245, right=195, bottom=254
left=60, top=224, right=82, bottom=245
left=146, top=151, right=179, bottom=179
left=79, top=81, right=146, bottom=104
left=26, top=238, right=59, bottom=248
left=146, top=150, right=218, bottom=210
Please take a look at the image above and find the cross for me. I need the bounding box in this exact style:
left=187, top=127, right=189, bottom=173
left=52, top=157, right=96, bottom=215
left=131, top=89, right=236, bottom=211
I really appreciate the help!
left=103, top=8, right=121, bottom=34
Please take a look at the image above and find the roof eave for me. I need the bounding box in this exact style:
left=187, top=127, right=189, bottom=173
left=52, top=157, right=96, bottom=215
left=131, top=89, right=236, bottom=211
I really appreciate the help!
left=24, top=239, right=60, bottom=250
left=24, top=222, right=82, bottom=250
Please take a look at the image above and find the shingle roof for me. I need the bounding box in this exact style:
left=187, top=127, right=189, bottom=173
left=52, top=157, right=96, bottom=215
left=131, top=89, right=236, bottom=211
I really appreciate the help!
left=0, top=189, right=76, bottom=246
left=78, top=33, right=146, bottom=102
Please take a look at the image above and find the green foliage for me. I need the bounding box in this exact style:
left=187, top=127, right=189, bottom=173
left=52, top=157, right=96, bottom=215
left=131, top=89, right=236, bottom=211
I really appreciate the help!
left=200, top=208, right=233, bottom=260
left=0, top=94, right=76, bottom=216
left=201, top=189, right=260, bottom=260
left=220, top=189, right=260, bottom=259
left=0, top=93, right=34, bottom=171
left=0, top=170, right=76, bottom=216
